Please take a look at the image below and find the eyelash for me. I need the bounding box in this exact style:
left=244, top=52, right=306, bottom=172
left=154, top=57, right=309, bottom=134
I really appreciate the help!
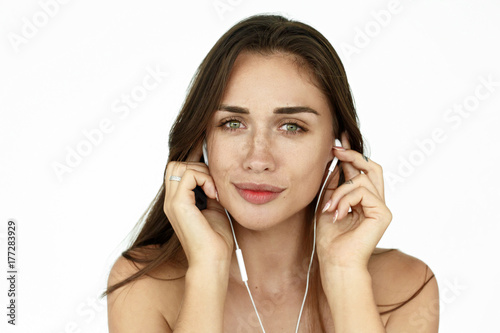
left=218, top=117, right=245, bottom=131
left=217, top=118, right=307, bottom=135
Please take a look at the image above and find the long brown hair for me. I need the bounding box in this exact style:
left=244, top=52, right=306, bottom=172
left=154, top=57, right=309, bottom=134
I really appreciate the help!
left=102, top=14, right=427, bottom=331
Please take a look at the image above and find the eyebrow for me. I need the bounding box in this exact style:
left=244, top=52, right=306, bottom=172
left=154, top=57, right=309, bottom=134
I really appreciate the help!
left=218, top=104, right=320, bottom=115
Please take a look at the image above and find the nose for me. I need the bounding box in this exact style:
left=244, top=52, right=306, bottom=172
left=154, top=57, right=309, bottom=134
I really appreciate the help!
left=242, top=130, right=276, bottom=173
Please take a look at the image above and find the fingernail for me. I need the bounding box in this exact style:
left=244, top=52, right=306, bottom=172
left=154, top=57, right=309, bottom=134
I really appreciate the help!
left=322, top=200, right=331, bottom=213
left=333, top=146, right=345, bottom=151
left=215, top=190, right=219, bottom=202
left=332, top=210, right=338, bottom=224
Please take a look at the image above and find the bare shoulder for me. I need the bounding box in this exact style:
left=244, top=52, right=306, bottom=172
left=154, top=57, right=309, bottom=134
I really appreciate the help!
left=369, top=248, right=439, bottom=332
left=369, top=248, right=435, bottom=294
left=107, top=245, right=187, bottom=333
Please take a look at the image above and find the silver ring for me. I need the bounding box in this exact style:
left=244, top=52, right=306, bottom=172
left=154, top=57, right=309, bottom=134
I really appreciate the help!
left=169, top=176, right=182, bottom=182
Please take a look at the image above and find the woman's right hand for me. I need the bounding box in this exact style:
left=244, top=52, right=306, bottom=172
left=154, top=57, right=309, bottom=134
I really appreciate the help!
left=163, top=143, right=234, bottom=267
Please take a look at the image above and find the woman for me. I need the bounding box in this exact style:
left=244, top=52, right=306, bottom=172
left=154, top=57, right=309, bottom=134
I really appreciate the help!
left=104, top=14, right=439, bottom=332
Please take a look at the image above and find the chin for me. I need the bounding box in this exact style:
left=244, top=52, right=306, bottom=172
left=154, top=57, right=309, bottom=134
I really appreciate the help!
left=227, top=204, right=307, bottom=232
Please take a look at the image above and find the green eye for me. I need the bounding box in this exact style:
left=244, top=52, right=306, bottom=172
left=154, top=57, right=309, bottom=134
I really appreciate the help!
left=229, top=121, right=241, bottom=129
left=285, top=124, right=298, bottom=132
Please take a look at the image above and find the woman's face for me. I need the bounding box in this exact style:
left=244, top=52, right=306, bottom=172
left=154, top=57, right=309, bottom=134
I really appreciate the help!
left=206, top=51, right=335, bottom=230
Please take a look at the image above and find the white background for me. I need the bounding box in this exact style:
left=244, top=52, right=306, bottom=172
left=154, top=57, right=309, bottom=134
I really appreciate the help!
left=1, top=0, right=499, bottom=332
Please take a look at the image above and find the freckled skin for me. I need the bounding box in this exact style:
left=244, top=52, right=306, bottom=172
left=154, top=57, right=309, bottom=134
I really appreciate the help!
left=206, top=51, right=335, bottom=231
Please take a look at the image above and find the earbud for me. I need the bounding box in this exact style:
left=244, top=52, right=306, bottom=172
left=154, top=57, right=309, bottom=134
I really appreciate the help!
left=328, top=138, right=342, bottom=172
left=334, top=138, right=342, bottom=148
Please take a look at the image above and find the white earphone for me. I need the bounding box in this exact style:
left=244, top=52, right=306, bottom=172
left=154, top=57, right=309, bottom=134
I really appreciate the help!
left=202, top=138, right=342, bottom=333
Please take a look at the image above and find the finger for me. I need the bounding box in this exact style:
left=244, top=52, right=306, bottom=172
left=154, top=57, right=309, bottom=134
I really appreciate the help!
left=337, top=132, right=361, bottom=182
left=176, top=169, right=217, bottom=201
left=181, top=162, right=211, bottom=176
left=164, top=165, right=185, bottom=217
left=165, top=162, right=215, bottom=201
left=323, top=173, right=381, bottom=213
left=165, top=161, right=181, bottom=192
left=336, top=187, right=392, bottom=248
left=164, top=168, right=218, bottom=226
left=336, top=187, right=390, bottom=227
left=166, top=161, right=211, bottom=185
left=331, top=151, right=385, bottom=201
left=318, top=165, right=341, bottom=210
left=335, top=132, right=385, bottom=200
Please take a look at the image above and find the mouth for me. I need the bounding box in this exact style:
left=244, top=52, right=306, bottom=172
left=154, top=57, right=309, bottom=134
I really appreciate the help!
left=233, top=183, right=285, bottom=205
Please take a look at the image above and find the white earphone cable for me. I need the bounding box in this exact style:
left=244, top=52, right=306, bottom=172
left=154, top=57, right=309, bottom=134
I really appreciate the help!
left=224, top=167, right=334, bottom=333
left=206, top=138, right=341, bottom=332
left=294, top=168, right=333, bottom=333
left=225, top=208, right=267, bottom=332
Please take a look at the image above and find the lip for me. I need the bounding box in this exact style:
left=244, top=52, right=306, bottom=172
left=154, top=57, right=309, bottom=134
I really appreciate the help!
left=233, top=183, right=285, bottom=205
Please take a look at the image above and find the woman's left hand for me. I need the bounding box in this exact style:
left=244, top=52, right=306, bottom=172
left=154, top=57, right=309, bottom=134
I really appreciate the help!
left=316, top=132, right=392, bottom=270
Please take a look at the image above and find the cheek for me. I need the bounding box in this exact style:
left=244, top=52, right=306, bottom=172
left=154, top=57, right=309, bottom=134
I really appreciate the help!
left=207, top=140, right=235, bottom=182
left=287, top=145, right=330, bottom=193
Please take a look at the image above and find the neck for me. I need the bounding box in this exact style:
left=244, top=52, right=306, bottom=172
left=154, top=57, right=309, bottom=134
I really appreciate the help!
left=228, top=208, right=313, bottom=295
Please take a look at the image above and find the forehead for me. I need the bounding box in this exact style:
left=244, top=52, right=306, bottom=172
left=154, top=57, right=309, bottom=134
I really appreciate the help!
left=220, top=51, right=331, bottom=117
